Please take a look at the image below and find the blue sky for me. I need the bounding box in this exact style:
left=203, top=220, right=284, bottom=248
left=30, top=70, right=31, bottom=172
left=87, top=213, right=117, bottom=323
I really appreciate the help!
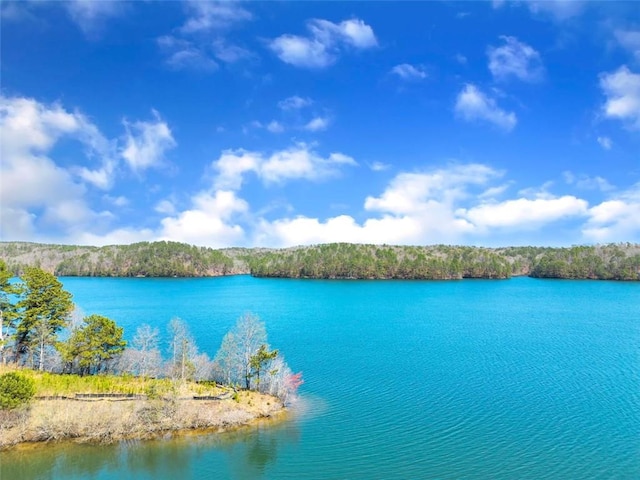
left=1, top=1, right=639, bottom=248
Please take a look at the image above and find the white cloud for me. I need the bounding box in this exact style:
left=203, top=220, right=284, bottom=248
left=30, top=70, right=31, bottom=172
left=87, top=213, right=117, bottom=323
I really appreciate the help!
left=180, top=0, right=252, bottom=34
left=269, top=17, right=377, bottom=69
left=213, top=143, right=357, bottom=190
left=597, top=136, right=612, bottom=150
left=390, top=63, right=427, bottom=81
left=260, top=146, right=356, bottom=184
left=121, top=110, right=176, bottom=172
left=370, top=161, right=390, bottom=172
left=266, top=121, right=285, bottom=133
left=255, top=214, right=428, bottom=247
left=159, top=191, right=248, bottom=247
left=455, top=54, right=468, bottom=65
left=158, top=2, right=251, bottom=72
left=455, top=84, right=517, bottom=131
left=269, top=36, right=334, bottom=69
left=104, top=195, right=129, bottom=207
left=583, top=184, right=640, bottom=241
left=303, top=117, right=330, bottom=131
left=364, top=164, right=500, bottom=215
left=254, top=164, right=603, bottom=248
left=75, top=228, right=155, bottom=247
left=155, top=199, right=176, bottom=215
left=65, top=0, right=126, bottom=36
left=615, top=29, right=640, bottom=60
left=214, top=149, right=261, bottom=190
left=564, top=171, right=615, bottom=192
left=211, top=38, right=252, bottom=63
left=0, top=95, right=105, bottom=240
left=600, top=65, right=640, bottom=130
left=278, top=96, right=313, bottom=110
left=459, top=196, right=588, bottom=229
left=157, top=36, right=218, bottom=71
left=487, top=36, right=544, bottom=82
left=526, top=1, right=586, bottom=21
left=478, top=183, right=512, bottom=199
left=256, top=164, right=500, bottom=247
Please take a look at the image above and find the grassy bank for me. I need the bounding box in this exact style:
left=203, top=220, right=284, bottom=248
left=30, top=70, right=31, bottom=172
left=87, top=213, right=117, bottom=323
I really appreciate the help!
left=0, top=367, right=285, bottom=450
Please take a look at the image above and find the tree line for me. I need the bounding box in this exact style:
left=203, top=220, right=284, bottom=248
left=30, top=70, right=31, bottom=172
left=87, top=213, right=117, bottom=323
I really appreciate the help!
left=0, top=260, right=302, bottom=402
left=249, top=243, right=640, bottom=280
left=1, top=241, right=638, bottom=281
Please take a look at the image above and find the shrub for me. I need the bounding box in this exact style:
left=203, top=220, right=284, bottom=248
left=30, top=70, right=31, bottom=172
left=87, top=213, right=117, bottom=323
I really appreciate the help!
left=0, top=372, right=36, bottom=410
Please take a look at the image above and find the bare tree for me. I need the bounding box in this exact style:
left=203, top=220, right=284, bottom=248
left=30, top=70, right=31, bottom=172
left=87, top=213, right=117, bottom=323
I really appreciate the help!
left=132, top=324, right=162, bottom=377
left=213, top=313, right=267, bottom=389
left=167, top=317, right=198, bottom=381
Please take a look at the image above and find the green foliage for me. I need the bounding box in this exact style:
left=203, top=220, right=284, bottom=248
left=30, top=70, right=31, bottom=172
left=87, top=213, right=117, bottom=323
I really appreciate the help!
left=53, top=241, right=235, bottom=277
left=60, top=314, right=127, bottom=375
left=248, top=243, right=513, bottom=280
left=249, top=344, right=278, bottom=389
left=16, top=267, right=74, bottom=370
left=0, top=372, right=35, bottom=410
left=0, top=259, right=19, bottom=362
left=1, top=241, right=639, bottom=281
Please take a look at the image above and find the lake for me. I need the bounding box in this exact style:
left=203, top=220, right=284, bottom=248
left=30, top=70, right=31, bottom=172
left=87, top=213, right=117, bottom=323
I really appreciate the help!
left=2, top=276, right=639, bottom=479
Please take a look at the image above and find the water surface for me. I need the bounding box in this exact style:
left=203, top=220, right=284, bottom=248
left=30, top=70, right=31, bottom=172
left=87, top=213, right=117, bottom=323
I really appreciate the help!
left=2, top=276, right=638, bottom=479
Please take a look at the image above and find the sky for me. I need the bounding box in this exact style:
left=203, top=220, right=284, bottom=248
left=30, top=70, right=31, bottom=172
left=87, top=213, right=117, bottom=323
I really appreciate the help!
left=1, top=0, right=639, bottom=248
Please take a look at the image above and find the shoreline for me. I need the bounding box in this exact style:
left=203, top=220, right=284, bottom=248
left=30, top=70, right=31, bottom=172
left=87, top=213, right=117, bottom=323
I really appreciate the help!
left=0, top=392, right=286, bottom=451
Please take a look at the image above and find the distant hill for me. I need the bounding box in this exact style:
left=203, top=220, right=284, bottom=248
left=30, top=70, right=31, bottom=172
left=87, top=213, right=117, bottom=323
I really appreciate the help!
left=1, top=241, right=638, bottom=281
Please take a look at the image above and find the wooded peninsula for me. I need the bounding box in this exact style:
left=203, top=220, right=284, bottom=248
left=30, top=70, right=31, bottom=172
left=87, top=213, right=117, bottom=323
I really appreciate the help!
left=1, top=241, right=639, bottom=281
left=0, top=261, right=300, bottom=449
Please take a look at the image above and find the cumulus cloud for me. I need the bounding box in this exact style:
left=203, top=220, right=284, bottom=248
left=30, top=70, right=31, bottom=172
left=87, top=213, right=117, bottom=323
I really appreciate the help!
left=599, top=65, right=640, bottom=130
left=254, top=163, right=609, bottom=247
left=390, top=63, right=427, bottom=81
left=0, top=95, right=183, bottom=242
left=159, top=190, right=248, bottom=247
left=255, top=164, right=498, bottom=247
left=583, top=184, right=640, bottom=241
left=487, top=36, right=544, bottom=82
left=454, top=84, right=517, bottom=131
left=269, top=36, right=334, bottom=69
left=213, top=143, right=357, bottom=190
left=0, top=96, right=105, bottom=239
left=121, top=110, right=176, bottom=172
left=269, top=18, right=377, bottom=69
left=303, top=117, right=330, bottom=131
left=459, top=196, right=588, bottom=229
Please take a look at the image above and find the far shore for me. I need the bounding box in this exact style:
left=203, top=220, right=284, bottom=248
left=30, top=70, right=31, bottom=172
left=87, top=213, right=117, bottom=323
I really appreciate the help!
left=0, top=391, right=286, bottom=451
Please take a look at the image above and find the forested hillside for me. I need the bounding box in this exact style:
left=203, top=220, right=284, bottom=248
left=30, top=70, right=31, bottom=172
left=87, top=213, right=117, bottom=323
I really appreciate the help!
left=0, top=241, right=638, bottom=280
left=0, top=242, right=245, bottom=277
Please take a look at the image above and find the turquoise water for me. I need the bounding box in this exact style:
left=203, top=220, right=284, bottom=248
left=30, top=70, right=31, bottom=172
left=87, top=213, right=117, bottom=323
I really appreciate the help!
left=2, top=276, right=639, bottom=479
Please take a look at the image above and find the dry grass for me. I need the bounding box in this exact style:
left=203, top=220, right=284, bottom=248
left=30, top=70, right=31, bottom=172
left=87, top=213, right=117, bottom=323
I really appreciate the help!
left=0, top=366, right=285, bottom=450
left=0, top=390, right=284, bottom=450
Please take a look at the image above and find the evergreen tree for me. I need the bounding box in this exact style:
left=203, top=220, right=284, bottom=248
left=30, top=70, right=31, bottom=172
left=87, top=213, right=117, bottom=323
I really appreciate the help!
left=0, top=260, right=18, bottom=364
left=16, top=268, right=73, bottom=370
left=60, top=314, right=126, bottom=375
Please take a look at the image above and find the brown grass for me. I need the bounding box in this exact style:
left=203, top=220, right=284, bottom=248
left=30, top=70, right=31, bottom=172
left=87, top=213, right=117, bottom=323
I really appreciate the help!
left=0, top=390, right=284, bottom=450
